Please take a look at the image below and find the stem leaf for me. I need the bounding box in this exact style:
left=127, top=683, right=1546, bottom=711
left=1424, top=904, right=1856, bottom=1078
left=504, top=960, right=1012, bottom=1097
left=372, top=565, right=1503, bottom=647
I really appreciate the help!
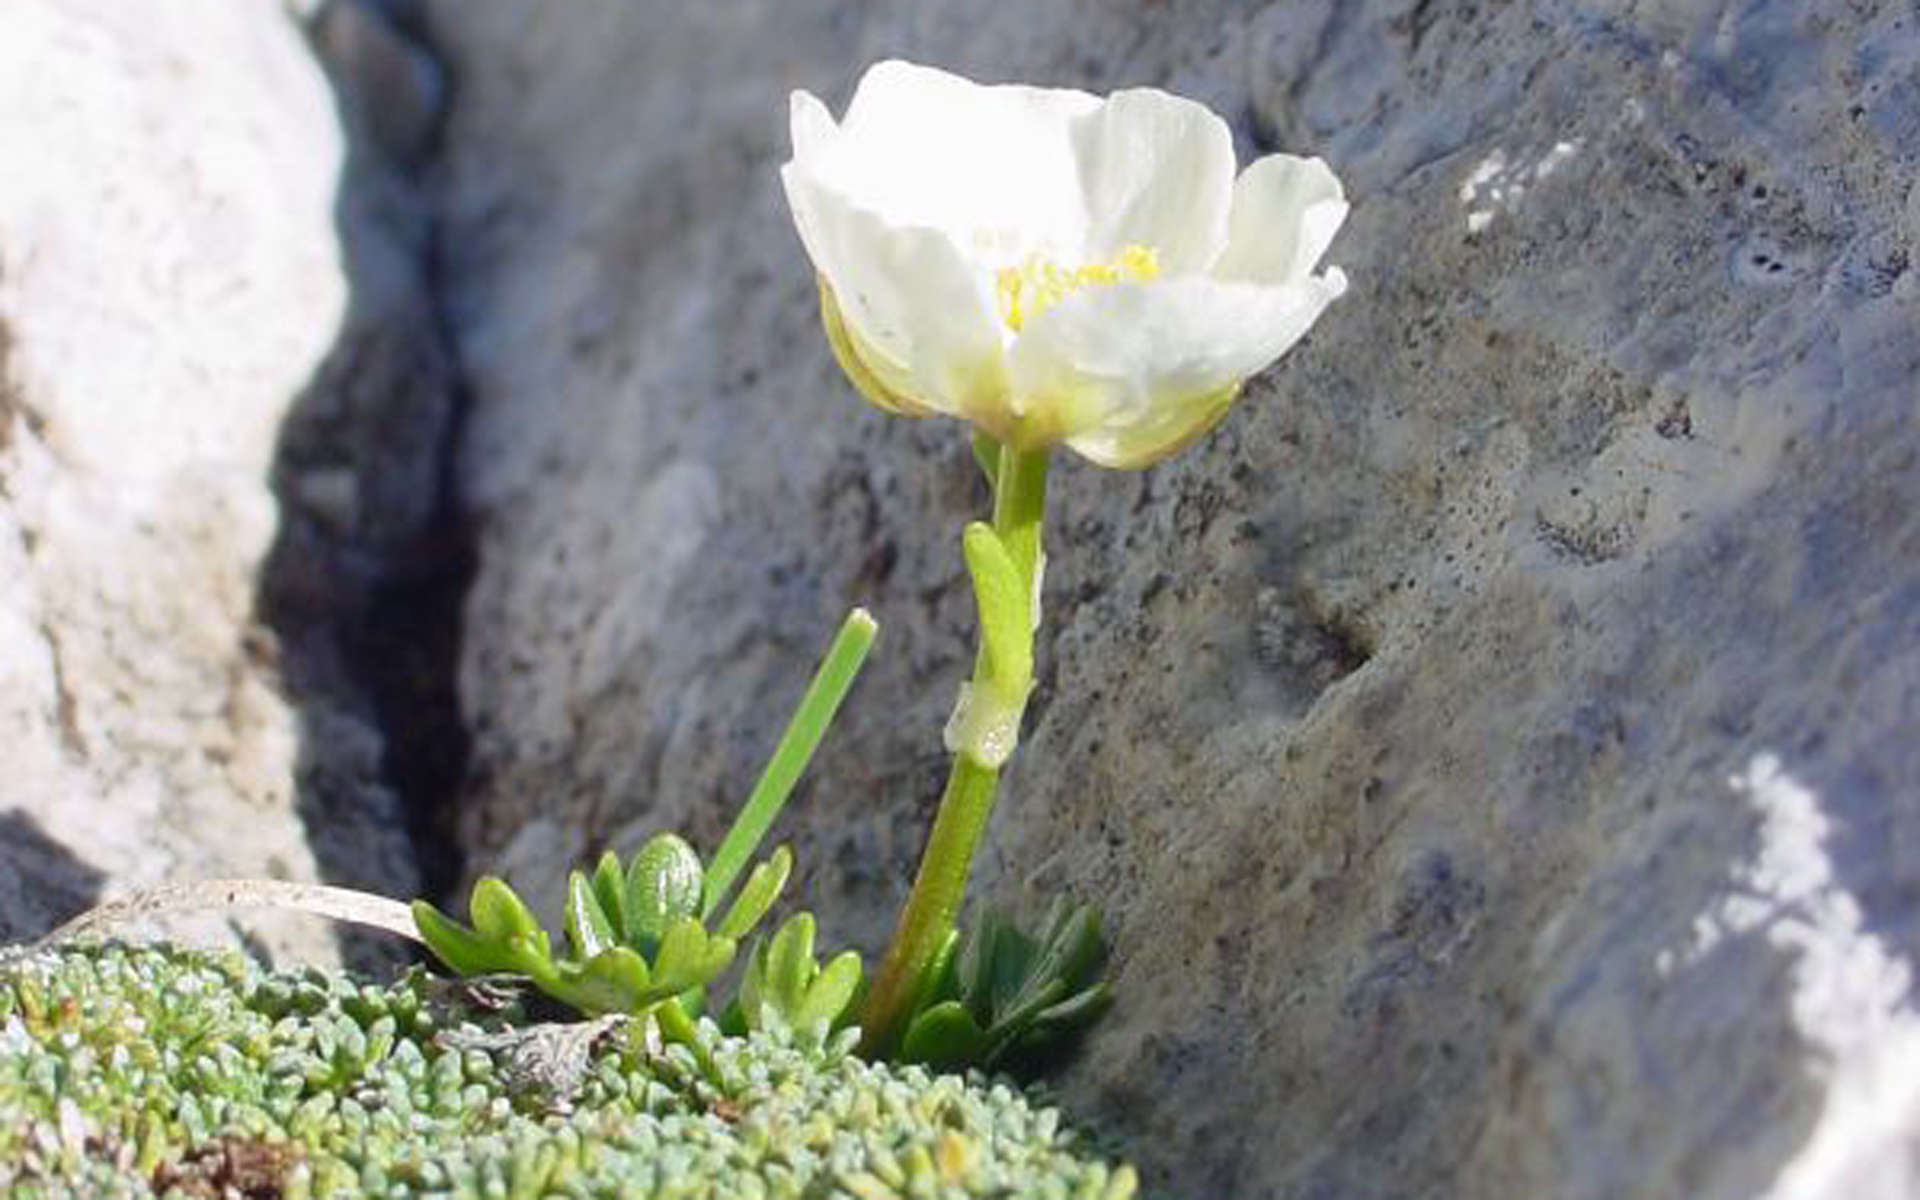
left=961, top=522, right=1031, bottom=696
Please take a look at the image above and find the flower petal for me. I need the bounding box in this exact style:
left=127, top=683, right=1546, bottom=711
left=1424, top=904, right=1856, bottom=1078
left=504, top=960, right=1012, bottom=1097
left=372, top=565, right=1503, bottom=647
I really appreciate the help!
left=826, top=61, right=1100, bottom=260
left=817, top=280, right=938, bottom=417
left=1071, top=88, right=1235, bottom=272
left=1213, top=154, right=1349, bottom=284
left=1008, top=273, right=1347, bottom=467
left=781, top=155, right=1007, bottom=419
left=788, top=87, right=839, bottom=164
left=1067, top=381, right=1243, bottom=470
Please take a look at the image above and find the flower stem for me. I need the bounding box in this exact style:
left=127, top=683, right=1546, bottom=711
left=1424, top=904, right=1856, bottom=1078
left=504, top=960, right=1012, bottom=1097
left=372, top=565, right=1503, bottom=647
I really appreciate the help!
left=861, top=445, right=1048, bottom=1057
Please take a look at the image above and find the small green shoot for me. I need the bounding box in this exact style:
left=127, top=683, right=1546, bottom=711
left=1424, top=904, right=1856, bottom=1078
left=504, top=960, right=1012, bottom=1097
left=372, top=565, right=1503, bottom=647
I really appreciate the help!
left=703, top=607, right=876, bottom=917
left=723, top=912, right=865, bottom=1044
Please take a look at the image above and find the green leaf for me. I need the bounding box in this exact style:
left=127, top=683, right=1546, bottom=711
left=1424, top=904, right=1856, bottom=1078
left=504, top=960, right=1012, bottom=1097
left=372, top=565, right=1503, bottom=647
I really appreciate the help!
left=952, top=914, right=1007, bottom=1020
left=766, top=912, right=818, bottom=1005
left=900, top=1001, right=991, bottom=1071
left=652, top=993, right=702, bottom=1048
left=651, top=917, right=735, bottom=994
left=904, top=903, right=1113, bottom=1075
left=961, top=522, right=1032, bottom=696
left=736, top=938, right=769, bottom=1026
left=1033, top=981, right=1112, bottom=1031
left=411, top=900, right=514, bottom=977
left=625, top=833, right=704, bottom=955
left=985, top=918, right=1039, bottom=1017
left=674, top=984, right=709, bottom=1020
left=550, top=946, right=653, bottom=1015
left=564, top=870, right=617, bottom=963
left=591, top=851, right=627, bottom=943
left=1034, top=902, right=1106, bottom=994
left=468, top=877, right=549, bottom=959
left=714, top=846, right=791, bottom=941
left=717, top=994, right=749, bottom=1038
left=703, top=610, right=876, bottom=917
left=796, top=950, right=864, bottom=1032
left=732, top=913, right=864, bottom=1037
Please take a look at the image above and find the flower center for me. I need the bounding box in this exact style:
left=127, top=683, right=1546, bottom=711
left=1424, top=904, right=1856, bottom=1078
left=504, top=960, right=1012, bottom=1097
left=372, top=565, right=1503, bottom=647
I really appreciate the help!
left=995, top=244, right=1159, bottom=332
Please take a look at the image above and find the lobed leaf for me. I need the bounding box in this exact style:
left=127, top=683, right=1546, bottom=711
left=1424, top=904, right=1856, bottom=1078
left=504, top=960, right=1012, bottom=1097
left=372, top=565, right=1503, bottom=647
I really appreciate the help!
left=411, top=900, right=516, bottom=977
left=651, top=917, right=735, bottom=995
left=714, top=846, right=791, bottom=941
left=468, top=877, right=550, bottom=961
left=729, top=913, right=864, bottom=1039
left=897, top=902, right=1111, bottom=1074
left=766, top=912, right=818, bottom=1003
left=550, top=946, right=654, bottom=1015
left=796, top=950, right=865, bottom=1033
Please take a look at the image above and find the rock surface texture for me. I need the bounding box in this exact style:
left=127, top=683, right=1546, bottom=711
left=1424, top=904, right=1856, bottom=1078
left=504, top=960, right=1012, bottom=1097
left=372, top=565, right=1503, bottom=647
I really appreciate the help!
left=0, top=0, right=341, bottom=958
left=0, top=0, right=449, bottom=965
left=422, top=2, right=1919, bottom=1195
left=3, top=0, right=1913, bottom=1196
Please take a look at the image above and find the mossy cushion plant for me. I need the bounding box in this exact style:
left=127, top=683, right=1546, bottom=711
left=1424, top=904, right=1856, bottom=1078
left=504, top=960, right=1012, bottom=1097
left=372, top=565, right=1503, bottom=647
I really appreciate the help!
left=0, top=941, right=1136, bottom=1199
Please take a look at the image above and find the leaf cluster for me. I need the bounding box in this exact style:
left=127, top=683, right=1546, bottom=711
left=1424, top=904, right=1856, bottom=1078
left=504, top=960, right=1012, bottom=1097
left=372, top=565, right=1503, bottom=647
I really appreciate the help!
left=900, top=900, right=1112, bottom=1075
left=412, top=833, right=855, bottom=1033
left=721, top=911, right=864, bottom=1042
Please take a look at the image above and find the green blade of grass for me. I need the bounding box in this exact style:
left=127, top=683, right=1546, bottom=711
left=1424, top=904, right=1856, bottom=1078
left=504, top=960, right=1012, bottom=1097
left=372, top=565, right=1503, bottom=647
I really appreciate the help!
left=702, top=607, right=877, bottom=918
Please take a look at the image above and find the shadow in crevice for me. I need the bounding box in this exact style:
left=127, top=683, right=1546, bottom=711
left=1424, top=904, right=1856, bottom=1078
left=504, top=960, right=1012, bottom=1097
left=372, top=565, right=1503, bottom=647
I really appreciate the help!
left=0, top=809, right=107, bottom=944
left=254, top=0, right=472, bottom=971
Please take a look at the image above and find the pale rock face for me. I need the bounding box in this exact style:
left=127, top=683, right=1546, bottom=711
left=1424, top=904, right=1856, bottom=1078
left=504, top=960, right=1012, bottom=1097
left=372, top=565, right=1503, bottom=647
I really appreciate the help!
left=0, top=2, right=358, bottom=961
left=420, top=1, right=1917, bottom=1196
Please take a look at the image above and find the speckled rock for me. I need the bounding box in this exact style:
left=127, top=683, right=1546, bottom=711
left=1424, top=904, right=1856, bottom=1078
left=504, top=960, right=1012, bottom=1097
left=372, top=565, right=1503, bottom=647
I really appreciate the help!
left=0, top=0, right=448, bottom=964
left=422, top=2, right=1920, bottom=1196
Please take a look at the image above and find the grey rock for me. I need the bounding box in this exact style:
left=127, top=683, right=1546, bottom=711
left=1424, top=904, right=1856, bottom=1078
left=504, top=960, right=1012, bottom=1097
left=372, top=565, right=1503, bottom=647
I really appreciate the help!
left=0, top=0, right=355, bottom=963
left=309, top=0, right=447, bottom=168
left=423, top=1, right=1919, bottom=1196
left=0, top=0, right=453, bottom=969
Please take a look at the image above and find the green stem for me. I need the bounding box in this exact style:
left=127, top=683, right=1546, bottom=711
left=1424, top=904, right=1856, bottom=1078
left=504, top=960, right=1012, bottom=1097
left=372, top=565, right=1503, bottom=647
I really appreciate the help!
left=861, top=446, right=1049, bottom=1057
left=703, top=608, right=878, bottom=919
left=990, top=443, right=1049, bottom=589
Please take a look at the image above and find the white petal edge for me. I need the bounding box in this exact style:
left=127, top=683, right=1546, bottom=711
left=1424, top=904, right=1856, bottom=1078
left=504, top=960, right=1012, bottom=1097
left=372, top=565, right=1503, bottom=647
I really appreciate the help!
left=1009, top=273, right=1347, bottom=466
left=1212, top=155, right=1349, bottom=285
left=1071, top=87, right=1236, bottom=272
left=780, top=161, right=1007, bottom=419
left=825, top=60, right=1100, bottom=257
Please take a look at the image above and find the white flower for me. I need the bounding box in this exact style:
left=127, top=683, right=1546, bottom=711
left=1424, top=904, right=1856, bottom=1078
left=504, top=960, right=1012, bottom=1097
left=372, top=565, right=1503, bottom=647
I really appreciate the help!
left=780, top=60, right=1349, bottom=469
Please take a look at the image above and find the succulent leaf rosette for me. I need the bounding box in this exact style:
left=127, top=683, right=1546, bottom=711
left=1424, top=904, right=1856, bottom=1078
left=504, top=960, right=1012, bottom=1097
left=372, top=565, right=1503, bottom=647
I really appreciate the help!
left=782, top=60, right=1350, bottom=468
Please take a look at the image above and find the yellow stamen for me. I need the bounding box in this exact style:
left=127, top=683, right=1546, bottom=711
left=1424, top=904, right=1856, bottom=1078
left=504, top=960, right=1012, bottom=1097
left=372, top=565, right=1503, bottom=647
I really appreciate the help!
left=995, top=244, right=1159, bottom=332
